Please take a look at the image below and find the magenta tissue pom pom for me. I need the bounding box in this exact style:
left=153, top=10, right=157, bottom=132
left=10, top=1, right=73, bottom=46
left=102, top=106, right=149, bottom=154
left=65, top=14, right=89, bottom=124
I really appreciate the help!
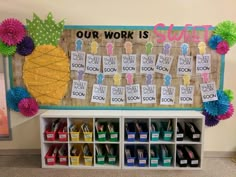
left=216, top=41, right=230, bottom=55
left=218, top=103, right=234, bottom=120
left=0, top=18, right=26, bottom=46
left=18, top=98, right=38, bottom=117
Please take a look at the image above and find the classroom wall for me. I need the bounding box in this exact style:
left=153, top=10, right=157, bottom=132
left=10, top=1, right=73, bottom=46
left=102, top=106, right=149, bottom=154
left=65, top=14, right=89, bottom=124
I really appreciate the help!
left=0, top=0, right=236, bottom=152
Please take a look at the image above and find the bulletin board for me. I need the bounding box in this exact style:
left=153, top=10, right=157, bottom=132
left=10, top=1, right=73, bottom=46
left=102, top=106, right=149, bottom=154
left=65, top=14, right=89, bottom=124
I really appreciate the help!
left=9, top=25, right=224, bottom=110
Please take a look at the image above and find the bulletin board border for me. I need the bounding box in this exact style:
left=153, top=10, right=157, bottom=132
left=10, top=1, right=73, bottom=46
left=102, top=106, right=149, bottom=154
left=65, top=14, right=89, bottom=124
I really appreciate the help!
left=8, top=25, right=225, bottom=111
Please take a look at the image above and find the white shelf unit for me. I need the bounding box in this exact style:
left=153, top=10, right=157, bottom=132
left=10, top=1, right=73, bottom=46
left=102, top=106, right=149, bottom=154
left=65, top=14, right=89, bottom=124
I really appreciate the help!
left=40, top=110, right=122, bottom=169
left=40, top=110, right=204, bottom=170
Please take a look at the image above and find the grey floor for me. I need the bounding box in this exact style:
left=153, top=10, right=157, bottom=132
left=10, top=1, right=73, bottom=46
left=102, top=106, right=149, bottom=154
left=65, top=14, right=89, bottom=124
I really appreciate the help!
left=0, top=155, right=236, bottom=177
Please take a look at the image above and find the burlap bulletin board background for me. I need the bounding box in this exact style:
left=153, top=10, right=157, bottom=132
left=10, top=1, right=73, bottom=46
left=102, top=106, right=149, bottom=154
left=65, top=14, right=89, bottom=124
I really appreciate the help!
left=9, top=26, right=224, bottom=110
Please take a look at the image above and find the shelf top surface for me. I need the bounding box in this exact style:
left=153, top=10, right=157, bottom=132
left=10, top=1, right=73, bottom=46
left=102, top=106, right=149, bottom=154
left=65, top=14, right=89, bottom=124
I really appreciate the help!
left=40, top=110, right=204, bottom=118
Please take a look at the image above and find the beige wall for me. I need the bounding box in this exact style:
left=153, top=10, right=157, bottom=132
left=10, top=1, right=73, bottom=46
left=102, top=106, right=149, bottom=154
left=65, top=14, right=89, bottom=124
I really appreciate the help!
left=0, top=0, right=236, bottom=151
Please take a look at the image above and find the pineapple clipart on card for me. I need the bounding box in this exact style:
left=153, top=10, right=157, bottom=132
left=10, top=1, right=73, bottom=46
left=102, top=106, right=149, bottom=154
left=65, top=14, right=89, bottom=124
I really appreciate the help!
left=23, top=13, right=70, bottom=105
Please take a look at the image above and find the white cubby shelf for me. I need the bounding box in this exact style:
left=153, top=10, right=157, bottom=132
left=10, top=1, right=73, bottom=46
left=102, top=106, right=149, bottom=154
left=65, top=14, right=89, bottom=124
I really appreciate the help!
left=40, top=110, right=204, bottom=170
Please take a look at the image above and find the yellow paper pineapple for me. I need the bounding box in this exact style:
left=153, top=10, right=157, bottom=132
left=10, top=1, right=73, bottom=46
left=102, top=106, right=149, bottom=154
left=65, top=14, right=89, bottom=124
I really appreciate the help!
left=23, top=13, right=70, bottom=105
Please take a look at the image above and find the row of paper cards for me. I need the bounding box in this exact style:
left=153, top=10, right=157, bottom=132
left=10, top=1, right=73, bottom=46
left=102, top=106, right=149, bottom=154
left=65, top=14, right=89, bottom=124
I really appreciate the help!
left=71, top=81, right=217, bottom=105
left=71, top=51, right=211, bottom=76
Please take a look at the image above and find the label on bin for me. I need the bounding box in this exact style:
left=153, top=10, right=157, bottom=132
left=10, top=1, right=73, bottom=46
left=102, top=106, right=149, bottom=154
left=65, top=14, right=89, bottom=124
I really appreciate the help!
left=165, top=133, right=172, bottom=138
left=127, top=158, right=134, bottom=163
left=60, top=157, right=67, bottom=162
left=152, top=133, right=159, bottom=138
left=193, top=134, right=200, bottom=139
left=71, top=158, right=77, bottom=162
left=164, top=159, right=171, bottom=163
left=151, top=159, right=158, bottom=164
left=71, top=133, right=79, bottom=138
left=59, top=134, right=67, bottom=139
left=85, top=158, right=92, bottom=162
left=191, top=160, right=199, bottom=165
left=98, top=157, right=104, bottom=162
left=84, top=133, right=92, bottom=139
left=111, top=134, right=118, bottom=139
left=177, top=134, right=184, bottom=138
left=140, top=134, right=147, bottom=139
left=128, top=134, right=135, bottom=139
left=180, top=160, right=187, bottom=164
left=109, top=158, right=116, bottom=162
left=139, top=159, right=146, bottom=164
left=99, top=134, right=106, bottom=138
left=47, top=158, right=55, bottom=163
left=47, top=134, right=54, bottom=138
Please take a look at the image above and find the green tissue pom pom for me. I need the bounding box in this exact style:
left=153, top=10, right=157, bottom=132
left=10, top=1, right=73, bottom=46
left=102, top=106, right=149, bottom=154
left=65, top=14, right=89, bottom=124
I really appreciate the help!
left=224, top=89, right=234, bottom=102
left=0, top=41, right=16, bottom=56
left=214, top=21, right=236, bottom=47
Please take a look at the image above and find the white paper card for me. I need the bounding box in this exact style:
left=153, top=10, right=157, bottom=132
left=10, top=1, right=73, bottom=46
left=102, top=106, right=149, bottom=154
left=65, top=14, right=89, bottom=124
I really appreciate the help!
left=177, top=56, right=193, bottom=75
left=122, top=54, right=136, bottom=73
left=103, top=56, right=118, bottom=75
left=200, top=82, right=218, bottom=102
left=179, top=85, right=194, bottom=104
left=196, top=54, right=211, bottom=74
left=71, top=51, right=86, bottom=71
left=140, top=54, right=155, bottom=74
left=71, top=80, right=87, bottom=99
left=111, top=86, right=125, bottom=105
left=155, top=53, right=173, bottom=75
left=126, top=84, right=141, bottom=103
left=160, top=86, right=175, bottom=105
left=141, top=85, right=156, bottom=104
left=91, top=84, right=107, bottom=103
left=85, top=54, right=101, bottom=74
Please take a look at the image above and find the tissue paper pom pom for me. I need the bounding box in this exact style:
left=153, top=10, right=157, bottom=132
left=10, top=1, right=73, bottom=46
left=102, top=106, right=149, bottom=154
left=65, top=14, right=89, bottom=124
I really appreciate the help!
left=216, top=41, right=229, bottom=55
left=16, top=36, right=35, bottom=56
left=214, top=21, right=236, bottom=47
left=224, top=89, right=234, bottom=102
left=208, top=35, right=223, bottom=49
left=203, top=90, right=230, bottom=116
left=203, top=111, right=220, bottom=127
left=218, top=103, right=234, bottom=120
left=18, top=98, right=38, bottom=117
left=6, top=87, right=31, bottom=112
left=0, top=18, right=26, bottom=46
left=0, top=40, right=16, bottom=56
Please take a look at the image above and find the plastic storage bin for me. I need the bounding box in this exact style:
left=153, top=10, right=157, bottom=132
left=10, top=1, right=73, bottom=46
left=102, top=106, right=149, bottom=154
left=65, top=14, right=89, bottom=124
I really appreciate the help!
left=138, top=132, right=148, bottom=142
left=138, top=157, right=147, bottom=167
left=58, top=132, right=67, bottom=141
left=151, top=131, right=160, bottom=141
left=150, top=157, right=159, bottom=167
left=84, top=156, right=93, bottom=166
left=83, top=132, right=93, bottom=142
left=96, top=155, right=105, bottom=165
left=45, top=145, right=57, bottom=165
left=176, top=146, right=188, bottom=167
left=70, top=132, right=80, bottom=141
left=127, top=132, right=136, bottom=141
left=109, top=132, right=119, bottom=142
left=45, top=131, right=57, bottom=141
left=183, top=146, right=200, bottom=167
left=176, top=122, right=184, bottom=141
left=161, top=121, right=173, bottom=141
left=70, top=156, right=80, bottom=165
left=107, top=155, right=116, bottom=165
left=185, top=122, right=201, bottom=142
left=97, top=132, right=106, bottom=141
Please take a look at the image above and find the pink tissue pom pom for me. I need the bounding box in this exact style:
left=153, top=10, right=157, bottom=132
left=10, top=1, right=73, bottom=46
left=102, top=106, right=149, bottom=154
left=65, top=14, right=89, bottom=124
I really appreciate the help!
left=218, top=103, right=234, bottom=120
left=216, top=41, right=230, bottom=55
left=18, top=98, right=39, bottom=117
left=0, top=18, right=26, bottom=46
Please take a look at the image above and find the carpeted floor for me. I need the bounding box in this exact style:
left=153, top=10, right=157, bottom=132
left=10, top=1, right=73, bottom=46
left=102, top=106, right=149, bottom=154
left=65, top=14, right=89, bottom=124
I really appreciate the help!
left=0, top=155, right=236, bottom=177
